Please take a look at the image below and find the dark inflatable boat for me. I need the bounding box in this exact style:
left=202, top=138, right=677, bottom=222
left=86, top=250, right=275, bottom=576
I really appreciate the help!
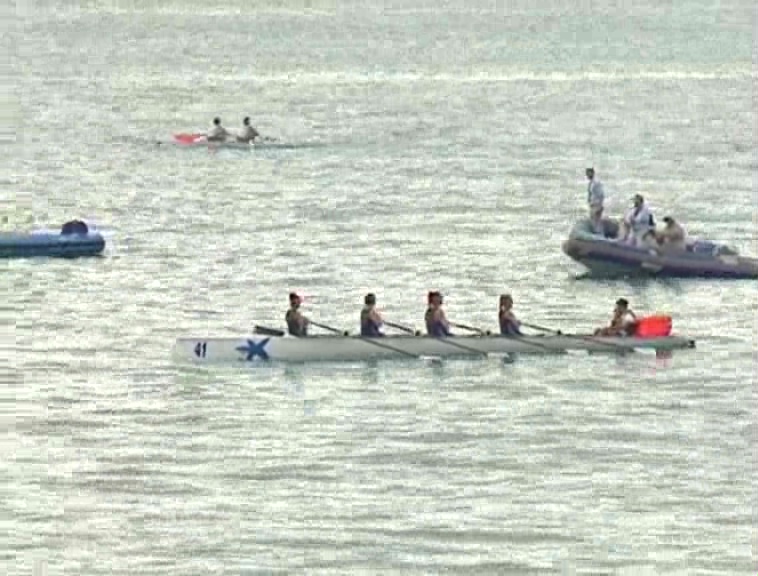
left=0, top=220, right=105, bottom=258
left=562, top=218, right=758, bottom=279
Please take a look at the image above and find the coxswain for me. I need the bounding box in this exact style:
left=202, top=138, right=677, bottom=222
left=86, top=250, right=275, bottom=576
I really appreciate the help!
left=425, top=291, right=451, bottom=337
left=622, top=194, right=654, bottom=246
left=594, top=298, right=637, bottom=336
left=657, top=216, right=687, bottom=251
left=498, top=294, right=522, bottom=336
left=206, top=117, right=231, bottom=142
left=585, top=168, right=606, bottom=233
left=285, top=292, right=309, bottom=337
left=236, top=116, right=260, bottom=143
left=360, top=293, right=384, bottom=337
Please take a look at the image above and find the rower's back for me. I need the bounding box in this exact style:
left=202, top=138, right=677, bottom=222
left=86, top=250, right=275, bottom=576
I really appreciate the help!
left=285, top=308, right=307, bottom=337
left=360, top=306, right=382, bottom=337
left=499, top=310, right=521, bottom=336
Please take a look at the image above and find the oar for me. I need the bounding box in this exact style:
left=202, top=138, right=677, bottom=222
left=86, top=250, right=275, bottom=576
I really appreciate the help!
left=254, top=325, right=285, bottom=337
left=308, top=319, right=350, bottom=336
left=384, top=320, right=422, bottom=335
left=520, top=322, right=633, bottom=354
left=309, top=319, right=441, bottom=363
left=452, top=321, right=565, bottom=355
left=450, top=322, right=490, bottom=335
left=389, top=320, right=508, bottom=360
left=521, top=322, right=563, bottom=335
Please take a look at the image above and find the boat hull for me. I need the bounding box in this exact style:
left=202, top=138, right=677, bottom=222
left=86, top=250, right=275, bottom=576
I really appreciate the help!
left=563, top=220, right=758, bottom=279
left=157, top=134, right=286, bottom=150
left=0, top=232, right=105, bottom=258
left=174, top=334, right=696, bottom=364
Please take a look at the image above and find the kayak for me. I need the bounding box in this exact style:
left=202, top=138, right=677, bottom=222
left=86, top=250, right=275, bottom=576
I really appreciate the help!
left=563, top=218, right=758, bottom=279
left=174, top=332, right=696, bottom=363
left=157, top=133, right=282, bottom=150
left=0, top=220, right=105, bottom=258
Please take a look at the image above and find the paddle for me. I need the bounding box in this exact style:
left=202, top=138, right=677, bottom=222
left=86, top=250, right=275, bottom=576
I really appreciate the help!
left=309, top=319, right=442, bottom=362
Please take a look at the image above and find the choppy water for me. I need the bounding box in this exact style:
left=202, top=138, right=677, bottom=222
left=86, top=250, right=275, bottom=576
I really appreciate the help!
left=3, top=1, right=756, bottom=574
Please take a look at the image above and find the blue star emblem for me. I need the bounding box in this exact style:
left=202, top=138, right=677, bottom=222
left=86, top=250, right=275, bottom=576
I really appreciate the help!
left=235, top=338, right=270, bottom=361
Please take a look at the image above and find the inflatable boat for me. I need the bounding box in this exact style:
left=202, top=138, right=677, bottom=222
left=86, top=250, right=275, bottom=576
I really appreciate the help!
left=0, top=220, right=106, bottom=258
left=562, top=218, right=758, bottom=279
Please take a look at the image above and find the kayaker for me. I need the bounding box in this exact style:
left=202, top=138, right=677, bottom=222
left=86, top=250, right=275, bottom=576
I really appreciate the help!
left=498, top=294, right=522, bottom=336
left=657, top=216, right=687, bottom=251
left=586, top=167, right=606, bottom=233
left=594, top=298, right=637, bottom=336
left=360, top=293, right=384, bottom=337
left=206, top=117, right=231, bottom=142
left=285, top=292, right=309, bottom=337
left=236, top=117, right=260, bottom=143
left=622, top=194, right=654, bottom=246
left=425, top=291, right=451, bottom=337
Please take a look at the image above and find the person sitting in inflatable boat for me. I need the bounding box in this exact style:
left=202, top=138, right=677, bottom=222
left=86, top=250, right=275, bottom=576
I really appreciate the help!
left=60, top=220, right=89, bottom=236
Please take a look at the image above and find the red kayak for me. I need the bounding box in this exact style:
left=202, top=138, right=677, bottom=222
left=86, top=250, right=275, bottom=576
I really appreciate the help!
left=173, top=133, right=207, bottom=144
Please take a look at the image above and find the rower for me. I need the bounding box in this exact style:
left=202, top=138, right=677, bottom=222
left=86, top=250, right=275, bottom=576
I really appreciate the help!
left=206, top=117, right=231, bottom=142
left=236, top=116, right=260, bottom=143
left=498, top=294, right=522, bottom=336
left=425, top=291, right=451, bottom=337
left=594, top=298, right=637, bottom=336
left=585, top=167, right=606, bottom=234
left=285, top=292, right=309, bottom=337
left=360, top=293, right=384, bottom=337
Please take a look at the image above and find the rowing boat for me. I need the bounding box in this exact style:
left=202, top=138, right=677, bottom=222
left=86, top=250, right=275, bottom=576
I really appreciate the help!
left=174, top=333, right=696, bottom=363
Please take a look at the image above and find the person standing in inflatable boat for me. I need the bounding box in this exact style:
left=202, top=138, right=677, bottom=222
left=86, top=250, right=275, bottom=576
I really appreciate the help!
left=585, top=168, right=606, bottom=234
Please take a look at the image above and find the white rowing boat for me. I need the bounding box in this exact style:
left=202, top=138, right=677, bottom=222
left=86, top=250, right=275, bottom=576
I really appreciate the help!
left=174, top=333, right=696, bottom=363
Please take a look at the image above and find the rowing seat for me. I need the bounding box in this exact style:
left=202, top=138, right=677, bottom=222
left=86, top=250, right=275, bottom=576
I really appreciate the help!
left=633, top=315, right=672, bottom=338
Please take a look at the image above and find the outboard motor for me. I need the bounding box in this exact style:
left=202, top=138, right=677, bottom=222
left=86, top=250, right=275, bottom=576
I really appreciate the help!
left=601, top=219, right=620, bottom=239
left=61, top=220, right=89, bottom=236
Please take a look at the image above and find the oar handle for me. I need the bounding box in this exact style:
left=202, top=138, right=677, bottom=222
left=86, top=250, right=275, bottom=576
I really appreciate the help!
left=450, top=322, right=488, bottom=335
left=384, top=320, right=418, bottom=335
left=308, top=319, right=349, bottom=336
left=521, top=322, right=562, bottom=335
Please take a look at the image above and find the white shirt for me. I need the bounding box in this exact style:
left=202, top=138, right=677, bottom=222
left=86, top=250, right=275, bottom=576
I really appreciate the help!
left=621, top=311, right=637, bottom=335
left=624, top=204, right=653, bottom=239
left=207, top=125, right=230, bottom=141
left=587, top=178, right=605, bottom=208
left=237, top=125, right=259, bottom=142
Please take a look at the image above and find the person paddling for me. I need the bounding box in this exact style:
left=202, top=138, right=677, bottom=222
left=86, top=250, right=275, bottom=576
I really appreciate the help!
left=425, top=291, right=451, bottom=337
left=360, top=293, right=384, bottom=337
left=236, top=116, right=260, bottom=143
left=206, top=117, right=231, bottom=142
left=498, top=294, right=522, bottom=336
left=285, top=292, right=309, bottom=337
left=594, top=298, right=637, bottom=336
